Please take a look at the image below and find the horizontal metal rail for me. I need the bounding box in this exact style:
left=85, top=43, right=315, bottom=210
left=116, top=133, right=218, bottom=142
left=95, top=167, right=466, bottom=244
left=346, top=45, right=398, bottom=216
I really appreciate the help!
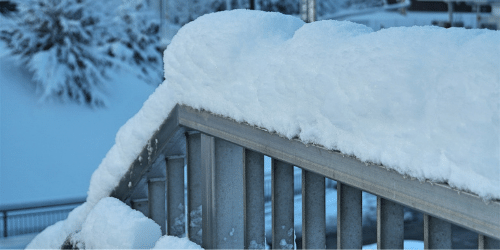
left=0, top=197, right=85, bottom=238
left=111, top=104, right=500, bottom=249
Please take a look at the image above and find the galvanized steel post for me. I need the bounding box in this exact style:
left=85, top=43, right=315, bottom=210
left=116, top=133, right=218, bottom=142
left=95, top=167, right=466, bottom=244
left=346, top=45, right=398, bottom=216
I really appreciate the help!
left=337, top=183, right=362, bottom=249
left=300, top=0, right=316, bottom=22
left=307, top=0, right=316, bottom=23
left=272, top=159, right=295, bottom=249
left=2, top=211, right=7, bottom=237
left=245, top=150, right=265, bottom=249
left=166, top=155, right=185, bottom=237
left=302, top=170, right=326, bottom=249
left=377, top=197, right=404, bottom=249
left=300, top=0, right=308, bottom=22
left=187, top=132, right=203, bottom=245
left=201, top=134, right=245, bottom=249
left=424, top=214, right=452, bottom=249
left=148, top=177, right=166, bottom=235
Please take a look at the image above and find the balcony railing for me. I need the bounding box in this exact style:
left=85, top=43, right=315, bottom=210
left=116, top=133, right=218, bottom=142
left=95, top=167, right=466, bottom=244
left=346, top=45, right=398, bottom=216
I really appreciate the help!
left=110, top=104, right=500, bottom=249
left=0, top=197, right=85, bottom=238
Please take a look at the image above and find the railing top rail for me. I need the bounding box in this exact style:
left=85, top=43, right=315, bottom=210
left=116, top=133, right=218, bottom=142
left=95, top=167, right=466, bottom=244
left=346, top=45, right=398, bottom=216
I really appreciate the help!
left=111, top=104, right=500, bottom=240
left=0, top=197, right=86, bottom=213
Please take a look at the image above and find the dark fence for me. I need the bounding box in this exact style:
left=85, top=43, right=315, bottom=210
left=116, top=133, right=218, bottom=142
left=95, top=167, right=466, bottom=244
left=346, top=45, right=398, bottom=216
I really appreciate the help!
left=0, top=197, right=86, bottom=238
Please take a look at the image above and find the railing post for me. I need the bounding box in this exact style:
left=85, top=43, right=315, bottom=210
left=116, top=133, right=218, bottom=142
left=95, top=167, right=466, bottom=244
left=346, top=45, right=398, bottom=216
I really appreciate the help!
left=337, top=183, right=362, bottom=250
left=166, top=155, right=185, bottom=237
left=201, top=134, right=245, bottom=249
left=302, top=170, right=325, bottom=249
left=3, top=211, right=7, bottom=237
left=187, top=132, right=203, bottom=245
left=300, top=0, right=308, bottom=22
left=479, top=234, right=500, bottom=249
left=148, top=177, right=166, bottom=235
left=272, top=159, right=294, bottom=249
left=245, top=150, right=265, bottom=249
left=377, top=197, right=404, bottom=249
left=424, top=214, right=452, bottom=249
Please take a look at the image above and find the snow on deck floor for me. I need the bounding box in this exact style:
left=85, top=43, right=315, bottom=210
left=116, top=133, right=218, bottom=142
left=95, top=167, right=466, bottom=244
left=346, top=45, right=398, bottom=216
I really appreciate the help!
left=27, top=10, right=500, bottom=249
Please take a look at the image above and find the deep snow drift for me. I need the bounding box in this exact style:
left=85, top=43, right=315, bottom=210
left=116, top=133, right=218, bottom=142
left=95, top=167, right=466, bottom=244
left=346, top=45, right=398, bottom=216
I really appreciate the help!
left=28, top=9, right=499, bottom=248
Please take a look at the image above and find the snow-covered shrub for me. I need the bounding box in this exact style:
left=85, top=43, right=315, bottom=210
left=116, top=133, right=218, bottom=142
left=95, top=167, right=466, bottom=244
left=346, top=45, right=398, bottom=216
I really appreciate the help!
left=109, top=0, right=162, bottom=85
left=0, top=1, right=17, bottom=15
left=0, top=0, right=162, bottom=107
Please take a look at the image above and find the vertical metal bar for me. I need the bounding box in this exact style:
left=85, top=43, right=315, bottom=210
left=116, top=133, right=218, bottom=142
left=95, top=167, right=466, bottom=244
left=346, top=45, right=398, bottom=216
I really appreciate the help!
left=337, top=183, right=362, bottom=250
left=245, top=150, right=265, bottom=249
left=300, top=0, right=308, bottom=22
left=187, top=132, right=203, bottom=245
left=201, top=134, right=245, bottom=249
left=272, top=159, right=294, bottom=249
left=448, top=0, right=454, bottom=25
left=307, top=0, right=316, bottom=22
left=3, top=211, right=7, bottom=237
left=424, top=214, right=452, bottom=249
left=148, top=177, right=166, bottom=235
left=131, top=199, right=149, bottom=217
left=479, top=234, right=500, bottom=249
left=302, top=170, right=325, bottom=249
left=166, top=155, right=186, bottom=237
left=377, top=197, right=404, bottom=249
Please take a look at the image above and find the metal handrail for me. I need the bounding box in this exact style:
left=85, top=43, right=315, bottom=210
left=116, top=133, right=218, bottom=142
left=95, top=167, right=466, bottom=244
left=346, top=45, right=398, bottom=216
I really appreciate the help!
left=0, top=197, right=86, bottom=238
left=111, top=104, right=500, bottom=249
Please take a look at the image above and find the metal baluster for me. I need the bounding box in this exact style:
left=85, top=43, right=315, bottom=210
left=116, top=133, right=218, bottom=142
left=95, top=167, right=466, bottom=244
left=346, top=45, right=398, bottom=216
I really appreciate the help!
left=201, top=134, right=245, bottom=249
left=3, top=211, right=7, bottom=237
left=148, top=177, right=166, bottom=235
left=424, top=214, right=452, bottom=249
left=300, top=0, right=308, bottom=22
left=166, top=155, right=185, bottom=237
left=302, top=170, right=326, bottom=249
left=272, top=159, right=294, bottom=249
left=244, top=150, right=265, bottom=249
left=337, top=183, right=362, bottom=250
left=377, top=197, right=404, bottom=249
left=307, top=0, right=316, bottom=22
left=479, top=234, right=500, bottom=249
left=187, top=132, right=203, bottom=245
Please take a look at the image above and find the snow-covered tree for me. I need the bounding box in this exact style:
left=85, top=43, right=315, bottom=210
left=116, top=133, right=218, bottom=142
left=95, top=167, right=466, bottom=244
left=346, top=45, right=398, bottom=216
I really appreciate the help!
left=0, top=0, right=162, bottom=107
left=108, top=0, right=162, bottom=85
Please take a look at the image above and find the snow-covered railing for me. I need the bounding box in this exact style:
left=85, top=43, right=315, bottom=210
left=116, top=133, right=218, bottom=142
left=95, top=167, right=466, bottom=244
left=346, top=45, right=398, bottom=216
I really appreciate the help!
left=109, top=104, right=500, bottom=249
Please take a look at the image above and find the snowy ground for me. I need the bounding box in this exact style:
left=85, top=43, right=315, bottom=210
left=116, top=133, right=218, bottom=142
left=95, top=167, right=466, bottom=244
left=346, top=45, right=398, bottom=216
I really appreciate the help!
left=0, top=42, right=157, bottom=206
left=0, top=234, right=37, bottom=249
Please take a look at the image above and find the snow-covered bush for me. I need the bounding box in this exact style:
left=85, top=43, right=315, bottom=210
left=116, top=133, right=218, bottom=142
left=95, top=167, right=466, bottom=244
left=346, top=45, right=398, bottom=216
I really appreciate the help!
left=0, top=0, right=162, bottom=107
left=108, top=0, right=163, bottom=85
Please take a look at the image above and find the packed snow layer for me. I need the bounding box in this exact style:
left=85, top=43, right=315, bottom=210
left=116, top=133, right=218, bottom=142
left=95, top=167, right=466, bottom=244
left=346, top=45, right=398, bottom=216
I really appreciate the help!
left=153, top=235, right=203, bottom=249
left=73, top=197, right=161, bottom=249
